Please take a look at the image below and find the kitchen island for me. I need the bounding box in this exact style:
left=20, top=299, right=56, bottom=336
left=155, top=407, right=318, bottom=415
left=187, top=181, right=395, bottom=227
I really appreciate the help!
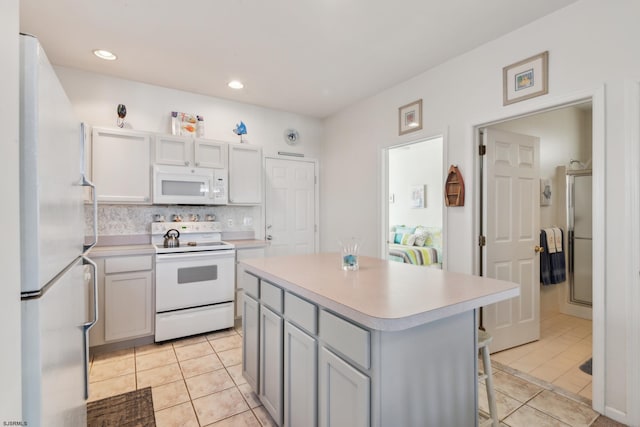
left=240, top=253, right=519, bottom=427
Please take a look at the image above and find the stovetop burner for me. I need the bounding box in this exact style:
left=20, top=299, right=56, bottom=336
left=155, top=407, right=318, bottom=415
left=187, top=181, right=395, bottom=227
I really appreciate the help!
left=151, top=221, right=234, bottom=254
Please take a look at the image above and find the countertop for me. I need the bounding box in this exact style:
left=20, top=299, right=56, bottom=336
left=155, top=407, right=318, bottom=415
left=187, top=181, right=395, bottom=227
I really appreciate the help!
left=241, top=253, right=520, bottom=331
left=88, top=244, right=155, bottom=257
left=88, top=237, right=268, bottom=257
left=227, top=239, right=269, bottom=249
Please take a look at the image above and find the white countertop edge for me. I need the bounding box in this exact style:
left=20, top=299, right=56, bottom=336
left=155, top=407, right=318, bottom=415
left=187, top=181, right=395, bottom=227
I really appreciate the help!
left=89, top=244, right=156, bottom=257
left=242, top=264, right=520, bottom=332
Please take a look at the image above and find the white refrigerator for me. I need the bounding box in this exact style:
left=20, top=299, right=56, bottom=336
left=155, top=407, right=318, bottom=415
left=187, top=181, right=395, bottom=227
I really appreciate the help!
left=19, top=34, right=98, bottom=427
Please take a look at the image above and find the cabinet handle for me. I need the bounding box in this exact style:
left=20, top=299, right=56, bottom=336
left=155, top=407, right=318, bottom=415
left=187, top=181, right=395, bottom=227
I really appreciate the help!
left=82, top=256, right=98, bottom=400
left=81, top=174, right=98, bottom=252
left=195, top=161, right=199, bottom=166
left=185, top=160, right=190, bottom=166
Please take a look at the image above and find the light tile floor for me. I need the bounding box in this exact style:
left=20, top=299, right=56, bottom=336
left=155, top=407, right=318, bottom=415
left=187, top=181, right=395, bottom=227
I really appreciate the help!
left=89, top=317, right=607, bottom=427
left=479, top=358, right=603, bottom=426
left=89, top=325, right=277, bottom=427
left=490, top=311, right=593, bottom=400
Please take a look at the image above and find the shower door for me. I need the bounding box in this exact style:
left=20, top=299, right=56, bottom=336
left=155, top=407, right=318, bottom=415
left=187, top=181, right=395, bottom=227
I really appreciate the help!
left=568, top=170, right=592, bottom=306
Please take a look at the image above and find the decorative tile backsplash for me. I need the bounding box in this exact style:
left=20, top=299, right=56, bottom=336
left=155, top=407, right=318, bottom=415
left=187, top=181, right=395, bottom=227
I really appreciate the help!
left=85, top=204, right=261, bottom=237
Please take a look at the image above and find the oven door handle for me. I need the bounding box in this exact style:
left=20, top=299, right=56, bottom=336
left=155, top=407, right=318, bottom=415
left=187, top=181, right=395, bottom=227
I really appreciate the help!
left=156, top=250, right=236, bottom=261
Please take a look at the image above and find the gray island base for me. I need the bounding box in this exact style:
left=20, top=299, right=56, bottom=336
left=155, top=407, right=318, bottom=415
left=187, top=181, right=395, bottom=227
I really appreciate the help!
left=239, top=253, right=519, bottom=427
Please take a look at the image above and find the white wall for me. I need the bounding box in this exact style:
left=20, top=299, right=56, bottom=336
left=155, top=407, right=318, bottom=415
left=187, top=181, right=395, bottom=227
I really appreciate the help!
left=321, top=0, right=639, bottom=422
left=55, top=67, right=324, bottom=158
left=0, top=0, right=22, bottom=420
left=388, top=138, right=443, bottom=228
left=55, top=67, right=324, bottom=239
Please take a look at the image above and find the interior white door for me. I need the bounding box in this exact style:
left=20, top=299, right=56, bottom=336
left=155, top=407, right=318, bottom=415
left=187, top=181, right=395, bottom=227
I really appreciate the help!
left=482, top=128, right=541, bottom=353
left=265, top=158, right=316, bottom=257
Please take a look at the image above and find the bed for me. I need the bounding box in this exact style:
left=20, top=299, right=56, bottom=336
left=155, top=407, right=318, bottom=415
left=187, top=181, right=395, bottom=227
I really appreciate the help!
left=388, top=225, right=442, bottom=268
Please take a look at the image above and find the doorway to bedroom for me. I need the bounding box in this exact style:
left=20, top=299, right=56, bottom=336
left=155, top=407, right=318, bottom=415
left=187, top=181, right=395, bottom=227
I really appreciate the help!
left=383, top=135, right=445, bottom=269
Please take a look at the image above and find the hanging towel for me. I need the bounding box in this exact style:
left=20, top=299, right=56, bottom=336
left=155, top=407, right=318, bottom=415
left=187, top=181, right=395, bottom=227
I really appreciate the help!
left=545, top=228, right=557, bottom=254
left=540, top=228, right=566, bottom=285
left=552, top=227, right=563, bottom=253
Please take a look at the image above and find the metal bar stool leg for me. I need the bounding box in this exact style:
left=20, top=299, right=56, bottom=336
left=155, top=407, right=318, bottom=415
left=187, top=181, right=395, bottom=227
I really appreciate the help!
left=478, top=330, right=499, bottom=427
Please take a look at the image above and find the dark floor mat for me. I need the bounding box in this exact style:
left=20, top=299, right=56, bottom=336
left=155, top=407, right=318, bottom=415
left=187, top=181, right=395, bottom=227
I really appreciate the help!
left=580, top=357, right=592, bottom=375
left=87, top=387, right=155, bottom=427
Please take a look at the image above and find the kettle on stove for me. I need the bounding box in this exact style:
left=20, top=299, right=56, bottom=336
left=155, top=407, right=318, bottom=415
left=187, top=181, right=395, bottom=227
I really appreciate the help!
left=163, top=229, right=180, bottom=248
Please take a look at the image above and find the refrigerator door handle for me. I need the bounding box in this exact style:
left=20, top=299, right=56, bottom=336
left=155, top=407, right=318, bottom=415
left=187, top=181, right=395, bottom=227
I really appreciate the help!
left=82, top=255, right=98, bottom=400
left=81, top=174, right=98, bottom=253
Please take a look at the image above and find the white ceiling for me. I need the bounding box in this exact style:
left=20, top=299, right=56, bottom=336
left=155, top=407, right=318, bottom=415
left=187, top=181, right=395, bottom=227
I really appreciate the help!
left=20, top=0, right=579, bottom=118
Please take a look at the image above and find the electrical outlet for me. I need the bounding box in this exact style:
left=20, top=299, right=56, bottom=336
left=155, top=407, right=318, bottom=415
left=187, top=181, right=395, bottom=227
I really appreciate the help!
left=243, top=217, right=253, bottom=226
left=227, top=219, right=234, bottom=227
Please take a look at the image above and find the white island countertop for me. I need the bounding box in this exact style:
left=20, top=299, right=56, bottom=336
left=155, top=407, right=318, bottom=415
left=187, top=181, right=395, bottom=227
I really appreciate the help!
left=241, top=253, right=519, bottom=331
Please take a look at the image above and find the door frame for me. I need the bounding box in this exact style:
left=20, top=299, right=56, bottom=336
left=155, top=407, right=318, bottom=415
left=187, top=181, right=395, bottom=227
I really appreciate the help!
left=471, top=87, right=605, bottom=413
left=262, top=154, right=320, bottom=253
left=379, top=133, right=448, bottom=267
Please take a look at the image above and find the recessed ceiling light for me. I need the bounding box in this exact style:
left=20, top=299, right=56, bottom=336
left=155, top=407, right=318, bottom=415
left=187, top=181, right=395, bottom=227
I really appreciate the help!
left=228, top=80, right=244, bottom=89
left=93, top=49, right=117, bottom=61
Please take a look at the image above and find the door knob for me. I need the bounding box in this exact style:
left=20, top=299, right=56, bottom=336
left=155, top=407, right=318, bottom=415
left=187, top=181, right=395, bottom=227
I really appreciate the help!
left=534, top=245, right=545, bottom=253
left=266, top=235, right=273, bottom=240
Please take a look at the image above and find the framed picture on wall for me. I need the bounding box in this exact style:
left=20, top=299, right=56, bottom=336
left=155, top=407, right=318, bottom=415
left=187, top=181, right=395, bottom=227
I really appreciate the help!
left=503, top=51, right=549, bottom=105
left=540, top=178, right=552, bottom=206
left=398, top=99, right=423, bottom=135
left=409, top=185, right=425, bottom=208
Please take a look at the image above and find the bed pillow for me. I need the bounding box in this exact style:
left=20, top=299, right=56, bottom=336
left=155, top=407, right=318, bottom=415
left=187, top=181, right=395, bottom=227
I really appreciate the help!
left=401, top=234, right=416, bottom=246
left=395, top=226, right=416, bottom=234
left=414, top=233, right=427, bottom=246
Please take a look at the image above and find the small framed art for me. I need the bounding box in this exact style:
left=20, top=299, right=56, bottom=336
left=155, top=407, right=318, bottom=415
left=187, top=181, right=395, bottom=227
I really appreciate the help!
left=503, top=51, right=549, bottom=105
left=409, top=185, right=425, bottom=208
left=398, top=99, right=423, bottom=135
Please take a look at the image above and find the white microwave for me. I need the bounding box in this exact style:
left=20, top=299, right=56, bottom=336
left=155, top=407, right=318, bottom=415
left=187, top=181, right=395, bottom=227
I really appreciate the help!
left=153, top=165, right=227, bottom=205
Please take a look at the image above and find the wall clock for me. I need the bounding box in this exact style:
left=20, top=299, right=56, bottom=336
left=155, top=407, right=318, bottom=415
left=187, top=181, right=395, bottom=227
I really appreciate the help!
left=284, top=129, right=300, bottom=145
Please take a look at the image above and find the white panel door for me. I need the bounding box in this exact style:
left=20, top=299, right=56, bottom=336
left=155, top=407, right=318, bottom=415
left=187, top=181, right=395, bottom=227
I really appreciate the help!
left=483, top=128, right=541, bottom=353
left=265, top=158, right=316, bottom=257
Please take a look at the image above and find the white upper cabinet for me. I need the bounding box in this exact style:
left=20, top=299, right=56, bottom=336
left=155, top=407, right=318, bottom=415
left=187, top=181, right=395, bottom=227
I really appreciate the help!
left=155, top=134, right=227, bottom=169
left=229, top=143, right=262, bottom=204
left=194, top=138, right=227, bottom=169
left=92, top=127, right=153, bottom=204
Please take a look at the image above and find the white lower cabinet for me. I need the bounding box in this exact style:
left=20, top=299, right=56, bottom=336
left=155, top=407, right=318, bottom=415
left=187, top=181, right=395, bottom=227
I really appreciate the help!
left=318, top=346, right=370, bottom=427
left=284, top=321, right=317, bottom=427
left=236, top=247, right=266, bottom=319
left=259, top=305, right=284, bottom=425
left=241, top=273, right=369, bottom=427
left=242, top=294, right=260, bottom=392
left=104, top=271, right=153, bottom=341
left=88, top=253, right=155, bottom=348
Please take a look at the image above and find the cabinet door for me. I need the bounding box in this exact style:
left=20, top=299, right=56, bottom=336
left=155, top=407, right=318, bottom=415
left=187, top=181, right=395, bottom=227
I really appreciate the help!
left=236, top=248, right=266, bottom=318
left=155, top=134, right=193, bottom=166
left=284, top=322, right=317, bottom=427
left=242, top=293, right=260, bottom=392
left=104, top=271, right=153, bottom=342
left=92, top=127, right=152, bottom=204
left=259, top=305, right=283, bottom=425
left=318, top=346, right=370, bottom=427
left=229, top=144, right=262, bottom=204
left=194, top=139, right=227, bottom=169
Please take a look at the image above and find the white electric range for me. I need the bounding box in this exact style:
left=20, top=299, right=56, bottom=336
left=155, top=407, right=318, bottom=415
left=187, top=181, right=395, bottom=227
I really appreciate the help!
left=151, top=221, right=236, bottom=341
